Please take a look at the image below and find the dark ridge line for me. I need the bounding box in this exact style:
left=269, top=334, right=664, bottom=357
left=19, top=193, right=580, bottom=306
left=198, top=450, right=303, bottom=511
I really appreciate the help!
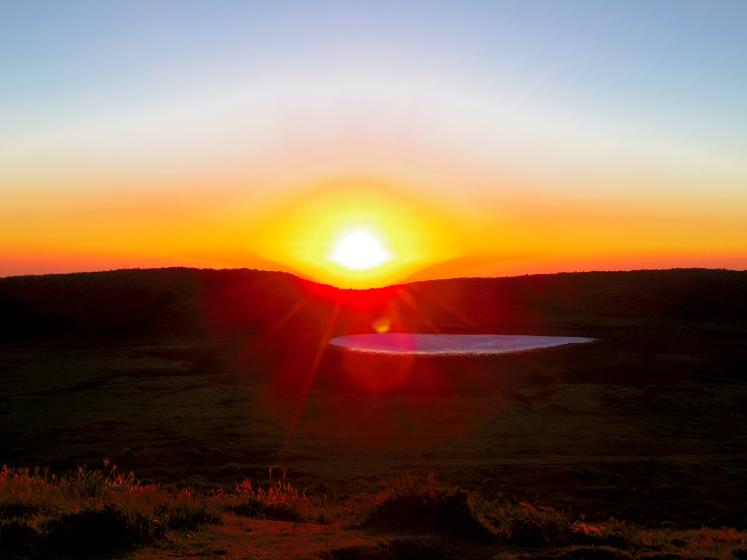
left=2, top=265, right=745, bottom=293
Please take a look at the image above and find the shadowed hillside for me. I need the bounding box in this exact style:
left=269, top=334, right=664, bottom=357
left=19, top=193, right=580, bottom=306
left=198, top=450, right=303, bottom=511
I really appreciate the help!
left=1, top=268, right=746, bottom=342
left=3, top=267, right=747, bottom=559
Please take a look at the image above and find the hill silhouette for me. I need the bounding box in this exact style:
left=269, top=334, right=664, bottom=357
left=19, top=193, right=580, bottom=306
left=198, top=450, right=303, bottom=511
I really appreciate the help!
left=1, top=267, right=746, bottom=341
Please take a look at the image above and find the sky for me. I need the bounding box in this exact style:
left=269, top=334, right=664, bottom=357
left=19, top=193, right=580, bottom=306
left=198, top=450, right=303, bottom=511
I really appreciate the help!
left=2, top=0, right=746, bottom=286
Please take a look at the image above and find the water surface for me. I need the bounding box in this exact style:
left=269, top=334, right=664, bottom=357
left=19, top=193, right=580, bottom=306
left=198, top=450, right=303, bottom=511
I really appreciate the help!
left=329, top=333, right=594, bottom=356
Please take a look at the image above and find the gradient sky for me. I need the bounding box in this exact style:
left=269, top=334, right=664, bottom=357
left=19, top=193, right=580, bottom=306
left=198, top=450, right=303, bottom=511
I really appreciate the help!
left=2, top=1, right=746, bottom=285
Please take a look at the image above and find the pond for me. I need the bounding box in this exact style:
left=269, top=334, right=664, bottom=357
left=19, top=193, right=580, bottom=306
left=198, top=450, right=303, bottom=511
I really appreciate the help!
left=329, top=333, right=594, bottom=356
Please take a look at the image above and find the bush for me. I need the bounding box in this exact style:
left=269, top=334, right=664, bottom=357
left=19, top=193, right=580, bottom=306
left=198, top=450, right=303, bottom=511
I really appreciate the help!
left=361, top=474, right=636, bottom=549
left=362, top=473, right=492, bottom=539
left=476, top=499, right=575, bottom=545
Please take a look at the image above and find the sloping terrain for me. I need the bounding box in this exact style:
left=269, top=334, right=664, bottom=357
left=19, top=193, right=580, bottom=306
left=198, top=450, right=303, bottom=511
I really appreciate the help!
left=1, top=268, right=747, bottom=558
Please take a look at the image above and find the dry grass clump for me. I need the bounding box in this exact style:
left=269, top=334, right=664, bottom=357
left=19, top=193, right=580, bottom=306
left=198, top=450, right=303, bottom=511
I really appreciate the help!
left=362, top=473, right=637, bottom=548
left=477, top=501, right=636, bottom=548
left=476, top=499, right=576, bottom=545
left=217, top=479, right=316, bottom=522
left=0, top=463, right=330, bottom=558
left=3, top=465, right=746, bottom=559
left=638, top=527, right=747, bottom=559
left=361, top=473, right=492, bottom=539
left=0, top=462, right=217, bottom=558
left=362, top=475, right=747, bottom=558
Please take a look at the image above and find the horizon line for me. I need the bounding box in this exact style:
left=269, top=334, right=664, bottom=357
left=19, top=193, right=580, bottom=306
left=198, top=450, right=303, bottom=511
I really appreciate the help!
left=2, top=265, right=745, bottom=292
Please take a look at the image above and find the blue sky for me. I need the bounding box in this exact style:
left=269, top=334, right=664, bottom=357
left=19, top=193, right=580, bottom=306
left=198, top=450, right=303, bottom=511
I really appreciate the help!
left=1, top=1, right=746, bottom=278
left=3, top=1, right=745, bottom=128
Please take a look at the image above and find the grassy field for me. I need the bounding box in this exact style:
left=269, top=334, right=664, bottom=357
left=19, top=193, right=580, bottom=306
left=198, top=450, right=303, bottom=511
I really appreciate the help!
left=2, top=465, right=746, bottom=559
left=1, top=269, right=746, bottom=558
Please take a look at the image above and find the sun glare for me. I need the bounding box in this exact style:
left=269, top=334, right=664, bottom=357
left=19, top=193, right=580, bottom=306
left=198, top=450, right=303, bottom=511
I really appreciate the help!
left=252, top=181, right=460, bottom=287
left=329, top=228, right=392, bottom=271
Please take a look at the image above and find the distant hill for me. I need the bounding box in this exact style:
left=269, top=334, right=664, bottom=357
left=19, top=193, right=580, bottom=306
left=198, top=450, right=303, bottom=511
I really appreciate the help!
left=1, top=268, right=746, bottom=342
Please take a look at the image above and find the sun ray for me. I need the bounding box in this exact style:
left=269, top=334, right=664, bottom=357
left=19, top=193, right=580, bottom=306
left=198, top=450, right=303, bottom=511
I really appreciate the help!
left=237, top=296, right=309, bottom=363
left=276, top=302, right=341, bottom=464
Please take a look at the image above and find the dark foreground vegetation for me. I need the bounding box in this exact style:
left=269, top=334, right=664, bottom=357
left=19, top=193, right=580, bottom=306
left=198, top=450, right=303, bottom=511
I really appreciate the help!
left=2, top=465, right=745, bottom=560
left=1, top=268, right=747, bottom=558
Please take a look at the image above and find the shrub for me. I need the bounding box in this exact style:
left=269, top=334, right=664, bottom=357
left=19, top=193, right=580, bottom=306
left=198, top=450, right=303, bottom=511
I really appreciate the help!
left=361, top=474, right=636, bottom=548
left=475, top=499, right=575, bottom=545
left=362, top=473, right=492, bottom=539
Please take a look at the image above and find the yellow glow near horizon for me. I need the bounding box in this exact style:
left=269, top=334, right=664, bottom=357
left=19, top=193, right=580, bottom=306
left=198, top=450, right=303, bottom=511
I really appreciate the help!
left=328, top=228, right=392, bottom=271
left=3, top=5, right=747, bottom=281
left=251, top=181, right=461, bottom=288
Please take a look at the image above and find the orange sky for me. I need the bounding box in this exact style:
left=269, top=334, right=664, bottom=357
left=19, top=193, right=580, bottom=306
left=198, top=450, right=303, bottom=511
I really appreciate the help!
left=3, top=166, right=745, bottom=287
left=2, top=3, right=746, bottom=286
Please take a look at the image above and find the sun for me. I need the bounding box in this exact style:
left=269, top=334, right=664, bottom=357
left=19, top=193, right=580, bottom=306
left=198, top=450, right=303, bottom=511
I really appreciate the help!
left=251, top=181, right=461, bottom=287
left=328, top=228, right=392, bottom=271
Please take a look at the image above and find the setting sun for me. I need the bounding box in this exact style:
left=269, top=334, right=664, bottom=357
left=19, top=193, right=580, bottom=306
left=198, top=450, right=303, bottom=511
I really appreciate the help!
left=251, top=181, right=461, bottom=288
left=3, top=4, right=747, bottom=558
left=328, top=228, right=392, bottom=271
